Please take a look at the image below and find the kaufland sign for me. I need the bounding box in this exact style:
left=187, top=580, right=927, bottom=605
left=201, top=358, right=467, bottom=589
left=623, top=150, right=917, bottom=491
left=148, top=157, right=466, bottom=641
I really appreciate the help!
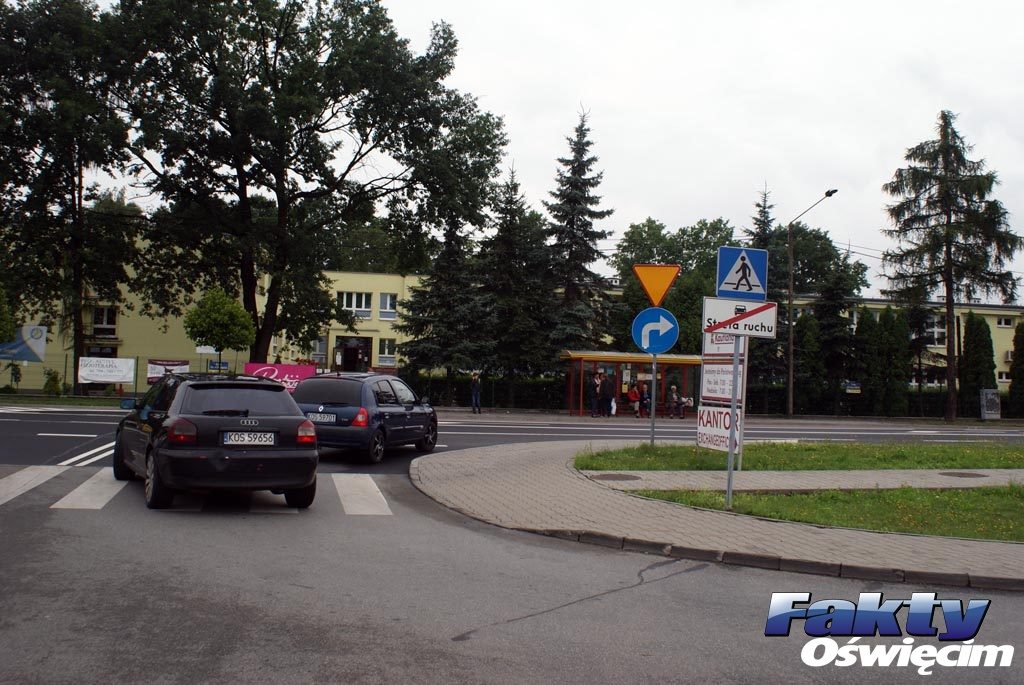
left=696, top=405, right=742, bottom=453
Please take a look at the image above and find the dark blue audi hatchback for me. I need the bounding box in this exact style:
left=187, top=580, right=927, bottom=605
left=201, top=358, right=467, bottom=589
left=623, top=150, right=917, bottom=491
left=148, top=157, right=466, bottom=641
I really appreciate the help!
left=291, top=373, right=437, bottom=463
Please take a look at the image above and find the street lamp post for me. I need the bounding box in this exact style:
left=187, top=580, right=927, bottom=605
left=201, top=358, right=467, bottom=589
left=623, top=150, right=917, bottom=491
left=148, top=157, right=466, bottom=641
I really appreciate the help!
left=786, top=189, right=838, bottom=417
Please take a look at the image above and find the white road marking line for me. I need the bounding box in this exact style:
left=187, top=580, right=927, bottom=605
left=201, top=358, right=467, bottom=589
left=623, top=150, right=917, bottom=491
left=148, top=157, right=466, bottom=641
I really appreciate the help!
left=58, top=442, right=116, bottom=466
left=38, top=433, right=97, bottom=438
left=0, top=465, right=69, bottom=507
left=77, top=451, right=113, bottom=466
left=50, top=467, right=127, bottom=509
left=331, top=474, right=393, bottom=516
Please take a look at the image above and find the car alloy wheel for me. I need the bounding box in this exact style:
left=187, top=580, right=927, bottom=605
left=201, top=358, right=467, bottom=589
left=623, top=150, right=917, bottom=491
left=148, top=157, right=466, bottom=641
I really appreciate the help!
left=144, top=452, right=173, bottom=509
left=366, top=430, right=385, bottom=464
left=415, top=422, right=437, bottom=453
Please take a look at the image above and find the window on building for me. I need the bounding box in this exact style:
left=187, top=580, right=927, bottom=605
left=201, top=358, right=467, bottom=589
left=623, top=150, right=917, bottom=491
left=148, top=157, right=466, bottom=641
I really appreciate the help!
left=998, top=371, right=1011, bottom=383
left=379, top=293, right=398, bottom=320
left=92, top=306, right=117, bottom=337
left=310, top=336, right=327, bottom=368
left=338, top=291, right=372, bottom=318
left=997, top=316, right=1014, bottom=328
left=378, top=338, right=397, bottom=367
left=923, top=316, right=946, bottom=346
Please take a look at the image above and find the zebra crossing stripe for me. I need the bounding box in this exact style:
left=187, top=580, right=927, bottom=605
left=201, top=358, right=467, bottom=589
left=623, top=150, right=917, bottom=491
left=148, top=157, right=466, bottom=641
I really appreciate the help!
left=58, top=442, right=116, bottom=466
left=50, top=468, right=127, bottom=509
left=0, top=465, right=69, bottom=507
left=331, top=474, right=393, bottom=515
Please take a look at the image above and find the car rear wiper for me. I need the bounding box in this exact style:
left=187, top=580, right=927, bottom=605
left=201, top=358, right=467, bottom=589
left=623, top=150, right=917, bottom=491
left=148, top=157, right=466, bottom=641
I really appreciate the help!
left=201, top=409, right=250, bottom=416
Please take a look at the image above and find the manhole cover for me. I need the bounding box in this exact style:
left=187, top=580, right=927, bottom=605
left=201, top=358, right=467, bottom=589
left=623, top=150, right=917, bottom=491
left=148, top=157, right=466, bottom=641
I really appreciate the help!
left=591, top=474, right=641, bottom=481
left=937, top=471, right=988, bottom=479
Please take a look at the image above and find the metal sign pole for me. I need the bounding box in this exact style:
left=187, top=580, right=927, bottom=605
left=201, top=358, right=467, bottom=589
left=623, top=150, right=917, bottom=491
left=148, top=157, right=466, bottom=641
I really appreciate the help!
left=650, top=354, right=657, bottom=446
left=725, top=334, right=742, bottom=509
left=737, top=336, right=747, bottom=471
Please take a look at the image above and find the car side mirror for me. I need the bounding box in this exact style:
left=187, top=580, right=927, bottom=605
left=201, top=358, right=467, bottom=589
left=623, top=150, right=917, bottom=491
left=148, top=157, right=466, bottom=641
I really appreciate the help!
left=120, top=398, right=138, bottom=411
left=419, top=396, right=430, bottom=406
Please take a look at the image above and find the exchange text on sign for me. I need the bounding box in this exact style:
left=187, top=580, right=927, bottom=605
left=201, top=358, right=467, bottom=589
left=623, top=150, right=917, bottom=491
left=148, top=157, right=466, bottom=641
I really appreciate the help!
left=696, top=406, right=741, bottom=453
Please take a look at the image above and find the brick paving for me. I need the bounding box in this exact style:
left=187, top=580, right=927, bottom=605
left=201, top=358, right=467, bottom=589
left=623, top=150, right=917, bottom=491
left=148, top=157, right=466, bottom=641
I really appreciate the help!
left=410, top=440, right=1024, bottom=590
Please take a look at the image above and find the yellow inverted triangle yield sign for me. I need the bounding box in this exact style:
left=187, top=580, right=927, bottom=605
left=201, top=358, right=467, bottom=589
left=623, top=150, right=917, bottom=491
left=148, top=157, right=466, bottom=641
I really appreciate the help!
left=632, top=263, right=681, bottom=306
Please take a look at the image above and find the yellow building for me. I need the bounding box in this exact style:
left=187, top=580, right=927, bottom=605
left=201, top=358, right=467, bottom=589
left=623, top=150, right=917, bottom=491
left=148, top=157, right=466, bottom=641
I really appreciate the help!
left=795, top=296, right=1022, bottom=388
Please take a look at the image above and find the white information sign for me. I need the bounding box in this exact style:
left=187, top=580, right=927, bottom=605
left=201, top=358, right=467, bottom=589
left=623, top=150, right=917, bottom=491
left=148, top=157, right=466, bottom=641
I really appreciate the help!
left=696, top=405, right=742, bottom=453
left=702, top=297, right=778, bottom=339
left=700, top=359, right=746, bottom=404
left=78, top=357, right=136, bottom=384
left=703, top=331, right=748, bottom=358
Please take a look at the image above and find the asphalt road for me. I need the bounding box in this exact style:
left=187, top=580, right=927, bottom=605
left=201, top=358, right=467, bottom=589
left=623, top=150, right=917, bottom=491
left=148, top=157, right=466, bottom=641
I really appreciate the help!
left=2, top=404, right=1023, bottom=683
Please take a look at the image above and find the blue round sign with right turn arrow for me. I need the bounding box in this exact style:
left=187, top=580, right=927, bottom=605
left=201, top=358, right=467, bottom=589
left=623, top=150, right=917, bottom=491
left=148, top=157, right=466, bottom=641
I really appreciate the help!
left=631, top=307, right=679, bottom=354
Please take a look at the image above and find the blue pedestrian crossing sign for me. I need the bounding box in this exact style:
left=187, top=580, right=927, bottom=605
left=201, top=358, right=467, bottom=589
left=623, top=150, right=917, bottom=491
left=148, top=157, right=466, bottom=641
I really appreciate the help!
left=716, top=246, right=768, bottom=301
left=631, top=307, right=679, bottom=355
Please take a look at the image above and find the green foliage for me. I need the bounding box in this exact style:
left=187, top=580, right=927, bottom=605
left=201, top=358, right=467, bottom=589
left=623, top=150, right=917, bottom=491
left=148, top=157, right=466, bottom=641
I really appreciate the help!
left=610, top=217, right=735, bottom=353
left=812, top=252, right=868, bottom=411
left=42, top=368, right=62, bottom=396
left=1008, top=324, right=1024, bottom=417
left=113, top=0, right=505, bottom=361
left=544, top=113, right=614, bottom=351
left=883, top=110, right=1021, bottom=421
left=878, top=308, right=911, bottom=416
left=793, top=313, right=826, bottom=413
left=959, top=312, right=996, bottom=418
left=852, top=308, right=883, bottom=415
left=0, top=283, right=15, bottom=343
left=476, top=173, right=557, bottom=392
left=182, top=289, right=255, bottom=358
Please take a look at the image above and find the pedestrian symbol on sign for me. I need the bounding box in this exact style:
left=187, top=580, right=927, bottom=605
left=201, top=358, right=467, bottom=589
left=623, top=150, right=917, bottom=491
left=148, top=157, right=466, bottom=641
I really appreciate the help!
left=721, top=251, right=764, bottom=295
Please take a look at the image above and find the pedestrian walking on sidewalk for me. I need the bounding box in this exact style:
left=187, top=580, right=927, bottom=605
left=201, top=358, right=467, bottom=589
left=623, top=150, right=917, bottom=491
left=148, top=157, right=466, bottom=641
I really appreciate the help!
left=599, top=372, right=615, bottom=417
left=470, top=372, right=482, bottom=414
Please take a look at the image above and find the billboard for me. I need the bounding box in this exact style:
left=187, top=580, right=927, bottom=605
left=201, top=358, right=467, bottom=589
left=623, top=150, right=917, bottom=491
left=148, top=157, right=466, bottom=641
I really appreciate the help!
left=0, top=325, right=47, bottom=363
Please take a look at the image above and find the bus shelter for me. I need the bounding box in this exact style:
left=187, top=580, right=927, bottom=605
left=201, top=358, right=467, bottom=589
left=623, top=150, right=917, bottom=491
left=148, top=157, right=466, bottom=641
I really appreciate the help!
left=561, top=350, right=702, bottom=417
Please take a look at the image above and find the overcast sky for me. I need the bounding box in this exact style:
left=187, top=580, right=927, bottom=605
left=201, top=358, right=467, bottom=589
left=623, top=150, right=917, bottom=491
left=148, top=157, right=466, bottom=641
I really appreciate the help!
left=382, top=0, right=1024, bottom=297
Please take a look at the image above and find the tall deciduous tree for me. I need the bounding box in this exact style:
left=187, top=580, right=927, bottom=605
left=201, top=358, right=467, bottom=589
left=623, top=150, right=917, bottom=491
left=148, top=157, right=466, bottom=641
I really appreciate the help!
left=0, top=0, right=133, bottom=392
left=793, top=312, right=826, bottom=414
left=958, top=312, right=996, bottom=418
left=852, top=308, right=883, bottom=415
left=883, top=110, right=1021, bottom=422
left=0, top=282, right=15, bottom=343
left=476, top=172, right=556, bottom=403
left=544, top=112, right=613, bottom=352
left=811, top=252, right=868, bottom=413
left=111, top=0, right=505, bottom=361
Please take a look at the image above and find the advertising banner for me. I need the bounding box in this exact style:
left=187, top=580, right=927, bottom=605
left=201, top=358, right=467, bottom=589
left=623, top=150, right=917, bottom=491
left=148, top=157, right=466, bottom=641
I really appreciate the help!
left=0, top=325, right=47, bottom=363
left=243, top=363, right=316, bottom=393
left=78, top=357, right=136, bottom=384
left=147, top=359, right=189, bottom=383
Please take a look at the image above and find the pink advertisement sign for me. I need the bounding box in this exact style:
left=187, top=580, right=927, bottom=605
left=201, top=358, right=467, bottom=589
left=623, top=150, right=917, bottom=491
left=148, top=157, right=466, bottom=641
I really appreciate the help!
left=243, top=363, right=317, bottom=393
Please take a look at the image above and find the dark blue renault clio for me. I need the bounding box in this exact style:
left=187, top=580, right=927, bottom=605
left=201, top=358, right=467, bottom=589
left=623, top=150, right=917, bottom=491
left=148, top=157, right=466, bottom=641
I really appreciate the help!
left=291, top=373, right=437, bottom=463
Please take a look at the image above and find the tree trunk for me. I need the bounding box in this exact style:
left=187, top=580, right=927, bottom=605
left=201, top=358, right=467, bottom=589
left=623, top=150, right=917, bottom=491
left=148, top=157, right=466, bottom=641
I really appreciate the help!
left=943, top=242, right=957, bottom=423
left=70, top=148, right=85, bottom=396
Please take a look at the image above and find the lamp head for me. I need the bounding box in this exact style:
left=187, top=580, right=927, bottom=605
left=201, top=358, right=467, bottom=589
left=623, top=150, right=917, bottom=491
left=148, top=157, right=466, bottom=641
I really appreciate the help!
left=825, top=189, right=838, bottom=197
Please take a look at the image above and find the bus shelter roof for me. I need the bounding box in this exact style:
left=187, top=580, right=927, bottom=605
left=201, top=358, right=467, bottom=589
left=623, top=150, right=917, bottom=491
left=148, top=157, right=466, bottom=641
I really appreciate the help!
left=559, top=350, right=702, bottom=365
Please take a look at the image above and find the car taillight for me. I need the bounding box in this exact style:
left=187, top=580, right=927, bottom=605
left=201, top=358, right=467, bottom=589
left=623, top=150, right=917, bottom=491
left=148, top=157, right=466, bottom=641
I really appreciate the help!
left=352, top=407, right=369, bottom=427
left=166, top=418, right=197, bottom=445
left=297, top=419, right=317, bottom=445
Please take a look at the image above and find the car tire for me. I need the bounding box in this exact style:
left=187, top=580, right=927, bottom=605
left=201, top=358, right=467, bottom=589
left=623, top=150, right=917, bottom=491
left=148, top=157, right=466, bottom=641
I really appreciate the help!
left=415, top=422, right=438, bottom=453
left=284, top=479, right=316, bottom=509
left=112, top=432, right=134, bottom=481
left=144, top=451, right=174, bottom=510
left=365, top=430, right=385, bottom=464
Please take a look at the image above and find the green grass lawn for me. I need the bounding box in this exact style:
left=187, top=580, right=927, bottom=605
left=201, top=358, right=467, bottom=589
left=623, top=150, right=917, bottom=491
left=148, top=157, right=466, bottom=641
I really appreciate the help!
left=575, top=442, right=1024, bottom=471
left=637, top=485, right=1024, bottom=542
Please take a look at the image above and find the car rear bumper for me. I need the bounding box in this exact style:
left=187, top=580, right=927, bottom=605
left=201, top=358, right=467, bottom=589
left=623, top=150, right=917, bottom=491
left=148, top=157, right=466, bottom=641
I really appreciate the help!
left=314, top=426, right=373, bottom=450
left=156, top=448, right=318, bottom=490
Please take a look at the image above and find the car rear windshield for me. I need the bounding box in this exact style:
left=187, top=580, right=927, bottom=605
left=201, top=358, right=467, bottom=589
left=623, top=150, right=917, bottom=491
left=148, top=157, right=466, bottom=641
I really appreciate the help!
left=180, top=384, right=300, bottom=417
left=291, top=378, right=362, bottom=406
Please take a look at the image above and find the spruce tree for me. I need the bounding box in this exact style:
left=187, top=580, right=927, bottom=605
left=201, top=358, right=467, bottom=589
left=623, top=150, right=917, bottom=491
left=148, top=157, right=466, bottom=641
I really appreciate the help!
left=883, top=110, right=1021, bottom=422
left=852, top=308, right=883, bottom=415
left=1008, top=324, right=1024, bottom=417
left=477, top=172, right=556, bottom=404
left=812, top=252, right=867, bottom=413
left=543, top=113, right=614, bottom=351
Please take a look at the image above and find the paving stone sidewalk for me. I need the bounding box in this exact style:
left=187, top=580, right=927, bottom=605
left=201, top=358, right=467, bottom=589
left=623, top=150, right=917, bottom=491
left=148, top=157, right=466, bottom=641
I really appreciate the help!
left=410, top=440, right=1024, bottom=591
left=582, top=468, right=1024, bottom=492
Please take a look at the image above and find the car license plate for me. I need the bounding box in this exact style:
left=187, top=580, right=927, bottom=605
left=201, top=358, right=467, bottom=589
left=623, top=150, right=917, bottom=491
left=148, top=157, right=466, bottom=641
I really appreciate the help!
left=223, top=431, right=275, bottom=446
left=307, top=412, right=336, bottom=424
